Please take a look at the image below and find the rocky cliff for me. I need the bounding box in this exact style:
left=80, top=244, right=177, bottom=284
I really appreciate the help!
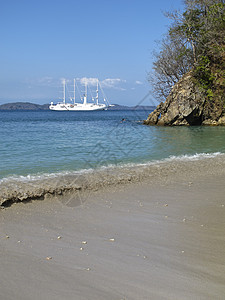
left=144, top=72, right=225, bottom=126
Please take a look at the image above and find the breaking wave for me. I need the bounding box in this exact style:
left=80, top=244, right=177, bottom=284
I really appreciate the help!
left=0, top=152, right=224, bottom=207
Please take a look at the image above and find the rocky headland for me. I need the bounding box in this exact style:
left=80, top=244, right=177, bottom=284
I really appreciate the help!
left=144, top=71, right=225, bottom=126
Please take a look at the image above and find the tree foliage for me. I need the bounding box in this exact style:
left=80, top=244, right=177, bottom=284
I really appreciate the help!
left=149, top=0, right=225, bottom=102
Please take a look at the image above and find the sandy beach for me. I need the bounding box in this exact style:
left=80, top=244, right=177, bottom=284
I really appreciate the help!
left=1, top=158, right=225, bottom=300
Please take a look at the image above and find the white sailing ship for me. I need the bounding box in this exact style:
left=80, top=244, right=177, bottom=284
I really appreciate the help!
left=49, top=79, right=111, bottom=111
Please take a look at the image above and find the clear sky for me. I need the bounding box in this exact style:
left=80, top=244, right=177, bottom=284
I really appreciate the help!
left=0, top=0, right=184, bottom=106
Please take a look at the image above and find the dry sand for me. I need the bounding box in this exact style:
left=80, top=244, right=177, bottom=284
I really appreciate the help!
left=1, top=161, right=225, bottom=299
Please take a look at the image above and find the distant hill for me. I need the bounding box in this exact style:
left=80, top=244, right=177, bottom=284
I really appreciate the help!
left=0, top=102, right=155, bottom=111
left=108, top=104, right=156, bottom=111
left=0, top=102, right=49, bottom=110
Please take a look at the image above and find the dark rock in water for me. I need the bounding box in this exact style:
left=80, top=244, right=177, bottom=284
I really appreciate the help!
left=144, top=72, right=225, bottom=126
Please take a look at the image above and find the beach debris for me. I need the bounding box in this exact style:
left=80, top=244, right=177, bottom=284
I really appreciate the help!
left=139, top=202, right=143, bottom=207
left=5, top=235, right=9, bottom=239
left=200, top=224, right=204, bottom=227
left=164, top=204, right=168, bottom=207
left=109, top=238, right=115, bottom=242
left=46, top=256, right=52, bottom=260
left=82, top=241, right=87, bottom=244
left=80, top=247, right=83, bottom=251
left=57, top=236, right=62, bottom=239
left=17, top=240, right=21, bottom=243
left=183, top=218, right=186, bottom=222
left=85, top=268, right=91, bottom=271
left=181, top=250, right=185, bottom=253
left=137, top=254, right=147, bottom=259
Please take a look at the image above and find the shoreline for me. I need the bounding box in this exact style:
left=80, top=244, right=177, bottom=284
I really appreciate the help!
left=1, top=152, right=225, bottom=207
left=1, top=157, right=225, bottom=299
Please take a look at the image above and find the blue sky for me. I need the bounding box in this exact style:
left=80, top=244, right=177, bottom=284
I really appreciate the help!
left=0, top=0, right=184, bottom=106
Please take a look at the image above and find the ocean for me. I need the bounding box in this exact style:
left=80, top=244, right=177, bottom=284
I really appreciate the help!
left=1, top=109, right=225, bottom=204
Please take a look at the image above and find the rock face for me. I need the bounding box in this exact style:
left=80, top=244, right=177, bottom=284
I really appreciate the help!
left=144, top=72, right=225, bottom=126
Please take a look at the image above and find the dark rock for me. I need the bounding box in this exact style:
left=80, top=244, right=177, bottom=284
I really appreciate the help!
left=144, top=72, right=225, bottom=126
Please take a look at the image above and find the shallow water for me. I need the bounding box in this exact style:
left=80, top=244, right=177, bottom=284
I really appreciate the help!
left=1, top=110, right=225, bottom=181
left=1, top=109, right=225, bottom=204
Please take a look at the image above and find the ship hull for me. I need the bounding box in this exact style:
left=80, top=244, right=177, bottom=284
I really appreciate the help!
left=49, top=103, right=107, bottom=111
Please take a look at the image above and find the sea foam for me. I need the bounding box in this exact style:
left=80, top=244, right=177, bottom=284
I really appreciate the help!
left=1, top=151, right=225, bottom=207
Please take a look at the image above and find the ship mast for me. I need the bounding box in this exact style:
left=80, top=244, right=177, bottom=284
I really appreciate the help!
left=83, top=80, right=87, bottom=105
left=96, top=80, right=99, bottom=105
left=63, top=79, right=66, bottom=104
left=73, top=78, right=76, bottom=104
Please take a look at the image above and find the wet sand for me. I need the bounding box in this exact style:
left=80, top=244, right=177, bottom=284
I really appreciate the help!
left=1, top=161, right=225, bottom=299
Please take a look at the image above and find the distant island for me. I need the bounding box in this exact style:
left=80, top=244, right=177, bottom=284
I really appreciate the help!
left=0, top=102, right=50, bottom=111
left=0, top=102, right=155, bottom=111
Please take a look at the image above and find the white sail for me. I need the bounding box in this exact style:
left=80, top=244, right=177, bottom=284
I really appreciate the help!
left=49, top=78, right=111, bottom=111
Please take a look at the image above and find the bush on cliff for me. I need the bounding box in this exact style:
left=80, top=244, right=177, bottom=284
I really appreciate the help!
left=148, top=0, right=225, bottom=105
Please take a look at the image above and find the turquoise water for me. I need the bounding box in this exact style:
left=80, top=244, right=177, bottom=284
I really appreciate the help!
left=1, top=110, right=225, bottom=180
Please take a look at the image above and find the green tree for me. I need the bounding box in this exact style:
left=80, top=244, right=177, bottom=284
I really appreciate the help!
left=149, top=0, right=225, bottom=102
